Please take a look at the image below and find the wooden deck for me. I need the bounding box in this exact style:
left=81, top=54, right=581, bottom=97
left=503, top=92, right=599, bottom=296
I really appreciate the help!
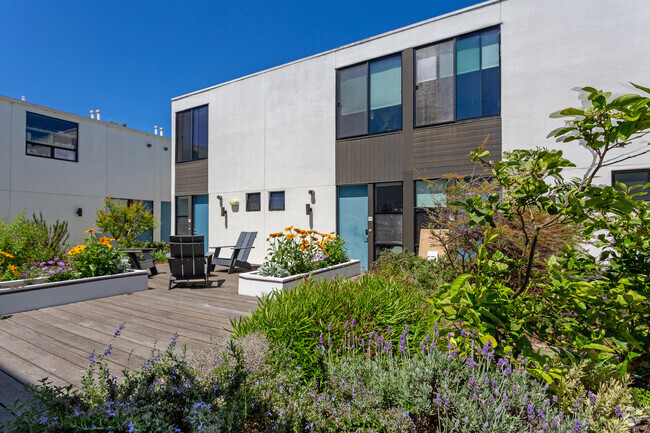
left=0, top=264, right=259, bottom=423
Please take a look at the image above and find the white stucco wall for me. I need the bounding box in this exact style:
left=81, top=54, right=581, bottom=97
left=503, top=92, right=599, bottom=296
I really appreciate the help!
left=172, top=0, right=650, bottom=264
left=0, top=95, right=171, bottom=246
left=500, top=0, right=650, bottom=183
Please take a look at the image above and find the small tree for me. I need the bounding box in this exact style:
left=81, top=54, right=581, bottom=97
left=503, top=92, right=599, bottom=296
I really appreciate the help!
left=95, top=197, right=159, bottom=247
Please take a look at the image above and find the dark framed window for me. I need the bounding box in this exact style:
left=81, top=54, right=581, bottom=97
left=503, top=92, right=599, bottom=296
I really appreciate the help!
left=246, top=193, right=261, bottom=211
left=26, top=112, right=78, bottom=162
left=414, top=27, right=500, bottom=127
left=414, top=180, right=448, bottom=255
left=337, top=54, right=402, bottom=139
left=176, top=105, right=208, bottom=162
left=612, top=169, right=650, bottom=200
left=269, top=191, right=285, bottom=211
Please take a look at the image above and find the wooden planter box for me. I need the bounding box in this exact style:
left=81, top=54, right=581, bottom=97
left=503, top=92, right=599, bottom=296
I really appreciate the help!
left=238, top=260, right=361, bottom=297
left=0, top=270, right=149, bottom=316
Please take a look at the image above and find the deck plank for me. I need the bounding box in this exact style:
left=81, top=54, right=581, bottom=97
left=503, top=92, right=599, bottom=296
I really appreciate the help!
left=0, top=263, right=259, bottom=413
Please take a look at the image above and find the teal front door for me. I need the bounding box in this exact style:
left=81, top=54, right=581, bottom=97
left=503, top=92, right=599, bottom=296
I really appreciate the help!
left=193, top=195, right=209, bottom=253
left=338, top=185, right=368, bottom=271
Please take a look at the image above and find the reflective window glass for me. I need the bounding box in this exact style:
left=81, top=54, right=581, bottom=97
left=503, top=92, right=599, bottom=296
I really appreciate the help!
left=337, top=64, right=368, bottom=138
left=176, top=105, right=208, bottom=162
left=415, top=41, right=455, bottom=126
left=269, top=191, right=285, bottom=211
left=369, top=55, right=402, bottom=134
left=613, top=170, right=650, bottom=200
left=247, top=193, right=261, bottom=211
left=26, top=112, right=78, bottom=162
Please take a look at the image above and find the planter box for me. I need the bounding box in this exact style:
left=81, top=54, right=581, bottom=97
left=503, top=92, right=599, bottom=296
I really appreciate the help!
left=238, top=260, right=361, bottom=297
left=0, top=270, right=149, bottom=316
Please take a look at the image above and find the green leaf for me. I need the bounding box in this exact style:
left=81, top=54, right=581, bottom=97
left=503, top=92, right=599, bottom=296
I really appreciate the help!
left=580, top=343, right=614, bottom=352
left=450, top=274, right=473, bottom=292
left=559, top=107, right=585, bottom=116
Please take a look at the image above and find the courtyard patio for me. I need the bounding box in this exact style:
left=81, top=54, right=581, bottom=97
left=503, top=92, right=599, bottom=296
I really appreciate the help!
left=0, top=264, right=259, bottom=424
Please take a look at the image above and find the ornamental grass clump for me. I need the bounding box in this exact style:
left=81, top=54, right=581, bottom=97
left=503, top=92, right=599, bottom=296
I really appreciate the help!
left=264, top=226, right=348, bottom=276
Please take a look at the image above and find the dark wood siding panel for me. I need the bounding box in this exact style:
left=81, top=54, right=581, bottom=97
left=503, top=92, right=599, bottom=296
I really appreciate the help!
left=335, top=132, right=402, bottom=184
left=412, top=116, right=501, bottom=178
left=175, top=160, right=208, bottom=196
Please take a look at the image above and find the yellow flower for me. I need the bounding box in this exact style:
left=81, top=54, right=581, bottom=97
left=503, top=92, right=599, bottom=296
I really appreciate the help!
left=300, top=244, right=308, bottom=250
left=284, top=225, right=294, bottom=232
left=300, top=233, right=308, bottom=239
left=286, top=233, right=297, bottom=239
left=0, top=250, right=14, bottom=258
left=99, top=237, right=114, bottom=248
left=302, top=239, right=309, bottom=245
left=85, top=228, right=96, bottom=233
left=8, top=264, right=19, bottom=275
left=269, top=233, right=282, bottom=238
left=67, top=245, right=87, bottom=256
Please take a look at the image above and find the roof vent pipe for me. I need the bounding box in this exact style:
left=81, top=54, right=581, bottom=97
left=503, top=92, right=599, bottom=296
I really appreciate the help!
left=90, top=110, right=95, bottom=119
left=154, top=126, right=159, bottom=135
left=21, top=96, right=25, bottom=101
left=159, top=127, right=163, bottom=137
left=96, top=109, right=101, bottom=120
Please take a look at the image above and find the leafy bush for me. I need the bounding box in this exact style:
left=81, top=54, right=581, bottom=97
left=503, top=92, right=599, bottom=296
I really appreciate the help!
left=231, top=273, right=431, bottom=379
left=67, top=233, right=127, bottom=277
left=257, top=261, right=290, bottom=277
left=371, top=250, right=455, bottom=291
left=95, top=196, right=159, bottom=247
left=264, top=227, right=348, bottom=275
left=0, top=213, right=70, bottom=281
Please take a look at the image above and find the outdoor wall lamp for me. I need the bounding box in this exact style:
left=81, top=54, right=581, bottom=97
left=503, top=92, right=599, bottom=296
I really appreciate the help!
left=76, top=208, right=83, bottom=217
left=308, top=189, right=315, bottom=197
left=146, top=143, right=152, bottom=148
left=217, top=195, right=223, bottom=200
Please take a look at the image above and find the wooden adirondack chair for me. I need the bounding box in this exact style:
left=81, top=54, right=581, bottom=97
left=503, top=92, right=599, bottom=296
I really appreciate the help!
left=210, top=232, right=257, bottom=274
left=168, top=235, right=211, bottom=290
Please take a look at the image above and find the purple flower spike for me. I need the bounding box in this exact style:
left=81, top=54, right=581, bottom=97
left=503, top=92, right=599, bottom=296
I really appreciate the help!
left=327, top=321, right=332, bottom=332
left=344, top=320, right=349, bottom=330
left=461, top=329, right=467, bottom=338
left=527, top=404, right=535, bottom=420
left=21, top=273, right=27, bottom=278
left=350, top=318, right=355, bottom=329
left=573, top=420, right=582, bottom=433
left=387, top=325, right=392, bottom=335
left=444, top=398, right=450, bottom=410
left=483, top=421, right=489, bottom=430
left=435, top=393, right=441, bottom=405
left=319, top=333, right=324, bottom=345
left=615, top=405, right=623, bottom=418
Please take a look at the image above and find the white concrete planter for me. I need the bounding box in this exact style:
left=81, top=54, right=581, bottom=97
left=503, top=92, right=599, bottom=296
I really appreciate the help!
left=0, top=269, right=149, bottom=316
left=238, top=260, right=361, bottom=297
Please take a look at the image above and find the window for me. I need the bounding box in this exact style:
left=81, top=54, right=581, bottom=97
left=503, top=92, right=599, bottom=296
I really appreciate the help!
left=337, top=54, right=402, bottom=139
left=246, top=193, right=261, bottom=211
left=414, top=27, right=500, bottom=127
left=175, top=105, right=208, bottom=162
left=26, top=112, right=78, bottom=162
left=414, top=180, right=448, bottom=255
left=612, top=169, right=650, bottom=200
left=269, top=191, right=285, bottom=211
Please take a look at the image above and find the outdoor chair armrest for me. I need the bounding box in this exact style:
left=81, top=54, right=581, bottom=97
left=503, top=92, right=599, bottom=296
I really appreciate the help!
left=210, top=245, right=235, bottom=249
left=232, top=246, right=255, bottom=251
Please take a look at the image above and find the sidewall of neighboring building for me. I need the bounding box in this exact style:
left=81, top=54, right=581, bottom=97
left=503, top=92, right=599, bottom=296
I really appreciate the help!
left=0, top=97, right=172, bottom=247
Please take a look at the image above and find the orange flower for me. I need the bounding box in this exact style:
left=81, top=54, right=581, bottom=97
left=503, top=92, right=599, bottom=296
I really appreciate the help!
left=286, top=233, right=297, bottom=239
left=300, top=234, right=308, bottom=239
left=269, top=233, right=282, bottom=238
left=8, top=264, right=19, bottom=275
left=302, top=239, right=309, bottom=245
left=300, top=244, right=308, bottom=250
left=284, top=225, right=293, bottom=232
left=0, top=250, right=14, bottom=258
left=84, top=228, right=96, bottom=233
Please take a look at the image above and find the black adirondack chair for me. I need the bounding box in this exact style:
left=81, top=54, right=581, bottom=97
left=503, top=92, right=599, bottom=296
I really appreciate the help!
left=210, top=231, right=257, bottom=274
left=168, top=235, right=210, bottom=290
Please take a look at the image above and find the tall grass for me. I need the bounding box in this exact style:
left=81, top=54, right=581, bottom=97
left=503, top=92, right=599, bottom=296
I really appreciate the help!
left=231, top=274, right=432, bottom=379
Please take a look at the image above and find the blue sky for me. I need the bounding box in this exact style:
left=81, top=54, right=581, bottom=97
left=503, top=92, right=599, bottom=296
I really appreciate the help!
left=0, top=0, right=484, bottom=134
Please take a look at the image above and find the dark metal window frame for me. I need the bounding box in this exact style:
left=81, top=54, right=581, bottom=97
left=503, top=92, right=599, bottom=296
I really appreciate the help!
left=25, top=112, right=79, bottom=163
left=268, top=191, right=285, bottom=211
left=412, top=25, right=502, bottom=129
left=246, top=192, right=261, bottom=212
left=336, top=52, right=404, bottom=140
left=175, top=104, right=209, bottom=163
left=611, top=168, right=650, bottom=200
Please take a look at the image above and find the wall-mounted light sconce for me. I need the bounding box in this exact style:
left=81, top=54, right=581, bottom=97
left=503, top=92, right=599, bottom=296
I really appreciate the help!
left=229, top=199, right=239, bottom=206
left=163, top=147, right=169, bottom=151
left=217, top=195, right=223, bottom=200
left=76, top=208, right=83, bottom=217
left=146, top=143, right=152, bottom=148
left=308, top=189, right=315, bottom=197
left=306, top=204, right=312, bottom=215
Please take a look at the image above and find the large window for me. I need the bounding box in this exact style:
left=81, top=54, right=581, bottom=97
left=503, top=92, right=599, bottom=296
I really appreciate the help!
left=175, top=105, right=208, bottom=162
left=337, top=54, right=402, bottom=139
left=26, top=112, right=78, bottom=162
left=415, top=27, right=500, bottom=127
left=612, top=169, right=650, bottom=200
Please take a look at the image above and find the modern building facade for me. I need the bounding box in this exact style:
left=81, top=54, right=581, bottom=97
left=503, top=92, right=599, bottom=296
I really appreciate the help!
left=0, top=95, right=172, bottom=245
left=171, top=0, right=650, bottom=269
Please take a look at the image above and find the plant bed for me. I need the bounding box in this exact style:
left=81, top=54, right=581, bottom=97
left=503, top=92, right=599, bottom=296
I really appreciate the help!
left=238, top=259, right=360, bottom=297
left=0, top=269, right=148, bottom=316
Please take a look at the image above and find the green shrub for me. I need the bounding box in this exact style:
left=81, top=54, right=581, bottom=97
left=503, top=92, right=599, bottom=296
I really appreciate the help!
left=95, top=196, right=159, bottom=248
left=231, top=274, right=432, bottom=380
left=371, top=250, right=455, bottom=291
left=0, top=213, right=70, bottom=281
left=257, top=261, right=290, bottom=277
left=67, top=235, right=127, bottom=277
